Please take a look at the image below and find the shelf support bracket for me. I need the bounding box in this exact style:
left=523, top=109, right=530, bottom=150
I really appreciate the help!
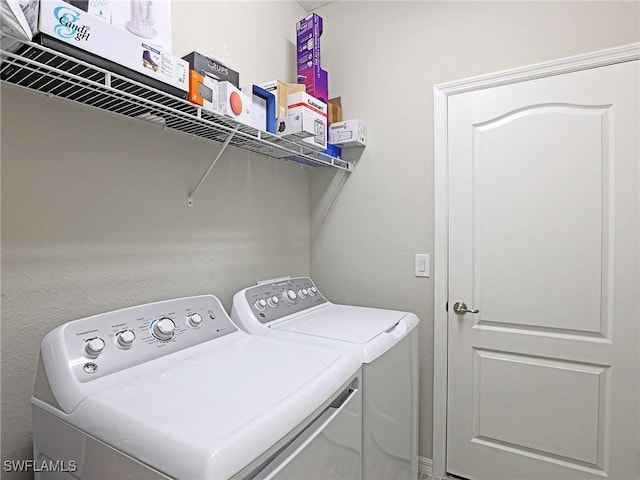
left=187, top=127, right=238, bottom=207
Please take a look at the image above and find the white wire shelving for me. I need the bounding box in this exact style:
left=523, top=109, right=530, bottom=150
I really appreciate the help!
left=0, top=37, right=352, bottom=206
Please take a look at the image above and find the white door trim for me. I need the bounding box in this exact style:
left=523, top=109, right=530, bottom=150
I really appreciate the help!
left=432, top=42, right=640, bottom=480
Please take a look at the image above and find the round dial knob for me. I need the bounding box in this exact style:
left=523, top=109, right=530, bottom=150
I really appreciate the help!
left=284, top=289, right=297, bottom=304
left=254, top=298, right=267, bottom=311
left=117, top=330, right=136, bottom=348
left=85, top=337, right=105, bottom=357
left=187, top=313, right=203, bottom=328
left=299, top=288, right=309, bottom=299
left=267, top=295, right=280, bottom=308
left=152, top=317, right=175, bottom=340
left=309, top=287, right=317, bottom=296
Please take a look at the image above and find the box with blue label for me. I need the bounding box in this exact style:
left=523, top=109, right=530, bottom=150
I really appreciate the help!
left=37, top=0, right=188, bottom=95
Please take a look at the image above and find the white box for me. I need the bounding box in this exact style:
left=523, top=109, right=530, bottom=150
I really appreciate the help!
left=329, top=119, right=367, bottom=147
left=287, top=91, right=327, bottom=150
left=86, top=0, right=111, bottom=22
left=275, top=112, right=316, bottom=139
left=109, top=0, right=172, bottom=52
left=217, top=81, right=251, bottom=125
left=259, top=80, right=287, bottom=118
left=1, top=0, right=38, bottom=52
left=38, top=0, right=188, bottom=93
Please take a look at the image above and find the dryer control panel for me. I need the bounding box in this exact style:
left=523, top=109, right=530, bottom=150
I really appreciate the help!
left=244, top=277, right=328, bottom=324
left=43, top=295, right=237, bottom=384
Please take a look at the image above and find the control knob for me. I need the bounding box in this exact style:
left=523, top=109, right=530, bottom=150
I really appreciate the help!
left=309, top=287, right=317, bottom=296
left=187, top=313, right=203, bottom=328
left=152, top=317, right=176, bottom=341
left=116, top=330, right=136, bottom=348
left=283, top=289, right=297, bottom=304
left=254, top=299, right=268, bottom=311
left=267, top=295, right=280, bottom=308
left=85, top=337, right=105, bottom=357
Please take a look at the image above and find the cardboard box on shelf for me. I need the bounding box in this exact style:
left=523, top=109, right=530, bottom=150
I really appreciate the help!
left=183, top=51, right=240, bottom=88
left=275, top=112, right=315, bottom=139
left=287, top=91, right=327, bottom=150
left=246, top=85, right=276, bottom=133
left=300, top=67, right=328, bottom=105
left=296, top=13, right=322, bottom=76
left=188, top=70, right=219, bottom=113
left=322, top=143, right=342, bottom=158
left=217, top=81, right=251, bottom=125
left=328, top=97, right=342, bottom=124
left=38, top=0, right=188, bottom=96
left=64, top=0, right=173, bottom=52
left=296, top=13, right=328, bottom=104
left=329, top=119, right=367, bottom=147
left=258, top=81, right=305, bottom=119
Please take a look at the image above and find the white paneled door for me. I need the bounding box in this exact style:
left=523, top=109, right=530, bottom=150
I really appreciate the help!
left=445, top=59, right=639, bottom=479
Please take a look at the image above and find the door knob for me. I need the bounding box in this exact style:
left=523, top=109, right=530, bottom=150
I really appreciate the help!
left=453, top=301, right=479, bottom=314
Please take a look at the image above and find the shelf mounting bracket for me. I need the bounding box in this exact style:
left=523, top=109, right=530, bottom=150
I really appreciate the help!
left=187, top=127, right=239, bottom=207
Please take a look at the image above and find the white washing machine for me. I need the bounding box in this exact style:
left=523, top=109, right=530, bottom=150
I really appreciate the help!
left=231, top=277, right=420, bottom=480
left=31, top=294, right=363, bottom=479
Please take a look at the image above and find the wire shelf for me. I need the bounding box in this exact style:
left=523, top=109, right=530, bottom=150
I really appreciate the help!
left=0, top=37, right=352, bottom=172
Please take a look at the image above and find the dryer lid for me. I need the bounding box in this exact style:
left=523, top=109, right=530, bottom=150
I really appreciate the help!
left=272, top=304, right=407, bottom=344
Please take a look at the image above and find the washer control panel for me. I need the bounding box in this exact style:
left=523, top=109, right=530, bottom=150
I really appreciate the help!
left=58, top=295, right=237, bottom=382
left=244, top=277, right=327, bottom=324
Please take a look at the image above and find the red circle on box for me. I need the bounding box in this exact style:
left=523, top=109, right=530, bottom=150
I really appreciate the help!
left=230, top=91, right=243, bottom=116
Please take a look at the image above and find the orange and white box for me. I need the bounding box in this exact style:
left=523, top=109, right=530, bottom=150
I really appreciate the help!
left=286, top=92, right=327, bottom=150
left=188, top=70, right=219, bottom=113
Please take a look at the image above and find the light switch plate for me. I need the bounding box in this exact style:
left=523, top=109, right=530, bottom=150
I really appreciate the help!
left=415, top=254, right=430, bottom=277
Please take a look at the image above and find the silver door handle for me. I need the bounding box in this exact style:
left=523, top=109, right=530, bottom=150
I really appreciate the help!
left=453, top=301, right=479, bottom=314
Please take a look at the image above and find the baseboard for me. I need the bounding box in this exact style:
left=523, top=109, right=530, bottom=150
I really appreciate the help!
left=418, top=456, right=433, bottom=476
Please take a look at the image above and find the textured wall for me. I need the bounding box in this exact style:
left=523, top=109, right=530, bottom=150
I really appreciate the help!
left=1, top=2, right=308, bottom=478
left=310, top=0, right=640, bottom=461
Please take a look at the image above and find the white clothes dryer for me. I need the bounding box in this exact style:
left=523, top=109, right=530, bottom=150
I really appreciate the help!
left=31, top=294, right=362, bottom=480
left=231, top=277, right=420, bottom=480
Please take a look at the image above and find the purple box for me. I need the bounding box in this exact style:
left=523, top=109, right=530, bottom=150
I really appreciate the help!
left=300, top=68, right=329, bottom=106
left=297, top=13, right=323, bottom=97
left=296, top=13, right=323, bottom=63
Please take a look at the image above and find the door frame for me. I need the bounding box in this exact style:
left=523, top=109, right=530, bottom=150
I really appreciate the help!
left=432, top=42, right=640, bottom=480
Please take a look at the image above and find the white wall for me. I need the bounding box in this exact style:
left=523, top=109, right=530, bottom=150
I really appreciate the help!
left=0, top=2, right=307, bottom=478
left=2, top=1, right=639, bottom=477
left=310, top=0, right=640, bottom=462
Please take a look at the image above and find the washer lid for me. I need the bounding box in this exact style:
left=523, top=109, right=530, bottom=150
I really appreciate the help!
left=272, top=304, right=406, bottom=344
left=66, top=333, right=360, bottom=480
